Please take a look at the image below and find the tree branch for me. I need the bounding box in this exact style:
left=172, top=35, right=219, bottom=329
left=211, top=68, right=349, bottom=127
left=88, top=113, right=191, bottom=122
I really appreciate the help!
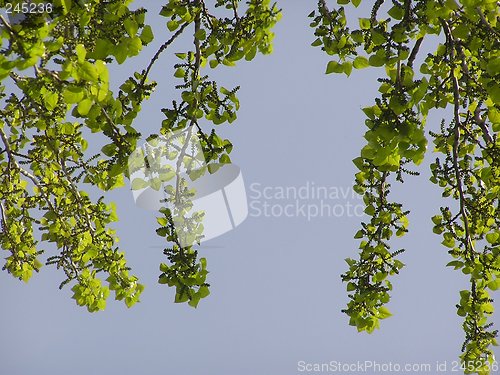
left=0, top=123, right=57, bottom=214
left=174, top=5, right=202, bottom=206
left=441, top=19, right=476, bottom=260
left=474, top=107, right=493, bottom=144
left=476, top=7, right=500, bottom=38
left=139, top=22, right=190, bottom=88
left=0, top=200, right=8, bottom=233
left=408, top=37, right=423, bottom=68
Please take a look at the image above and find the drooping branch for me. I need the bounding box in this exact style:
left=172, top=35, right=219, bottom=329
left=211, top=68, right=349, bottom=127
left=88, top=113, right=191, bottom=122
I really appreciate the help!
left=441, top=19, right=475, bottom=261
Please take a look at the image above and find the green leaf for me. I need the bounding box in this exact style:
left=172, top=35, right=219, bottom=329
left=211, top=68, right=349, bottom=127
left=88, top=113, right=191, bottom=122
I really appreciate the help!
left=63, top=86, right=85, bottom=104
left=194, top=29, right=206, bottom=41
left=60, top=0, right=72, bottom=13
left=167, top=20, right=179, bottom=31
left=124, top=18, right=138, bottom=37
left=156, top=228, right=168, bottom=237
left=101, top=143, right=117, bottom=157
left=109, top=163, right=124, bottom=178
left=75, top=44, right=86, bottom=63
left=79, top=62, right=99, bottom=82
left=369, top=53, right=385, bottom=67
left=364, top=205, right=375, bottom=216
left=174, top=68, right=185, bottom=78
left=198, top=285, right=210, bottom=298
left=389, top=96, right=406, bottom=115
left=486, top=57, right=500, bottom=76
left=188, top=296, right=201, bottom=308
left=351, top=30, right=364, bottom=43
left=411, top=78, right=428, bottom=104
left=486, top=232, right=499, bottom=244
left=388, top=6, right=404, bottom=20
left=371, top=30, right=386, bottom=45
left=374, top=272, right=387, bottom=282
left=222, top=58, right=235, bottom=67
left=311, top=38, right=322, bottom=47
left=114, top=44, right=129, bottom=64
left=62, top=122, right=75, bottom=135
left=431, top=215, right=442, bottom=225
left=487, top=84, right=500, bottom=105
left=175, top=289, right=190, bottom=303
left=245, top=46, right=257, bottom=61
left=209, top=59, right=219, bottom=69
left=442, top=237, right=455, bottom=248
left=353, top=56, right=369, bottom=69
left=377, top=306, right=392, bottom=319
left=131, top=178, right=149, bottom=190
left=92, top=39, right=112, bottom=59
left=354, top=229, right=364, bottom=239
left=126, top=37, right=143, bottom=57
left=488, top=279, right=500, bottom=291
left=488, top=107, right=500, bottom=124
left=157, top=217, right=168, bottom=226
left=446, top=260, right=464, bottom=270
left=140, top=25, right=154, bottom=44
left=359, top=18, right=371, bottom=30
left=343, top=62, right=353, bottom=76
left=326, top=60, right=343, bottom=74
left=219, top=154, right=231, bottom=164
left=77, top=99, right=92, bottom=116
left=44, top=92, right=59, bottom=111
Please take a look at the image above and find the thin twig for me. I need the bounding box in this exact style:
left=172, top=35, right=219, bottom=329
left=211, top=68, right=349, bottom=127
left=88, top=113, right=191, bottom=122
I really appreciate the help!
left=0, top=200, right=8, bottom=233
left=474, top=107, right=493, bottom=144
left=139, top=22, right=190, bottom=88
left=200, top=2, right=214, bottom=28
left=0, top=15, right=14, bottom=33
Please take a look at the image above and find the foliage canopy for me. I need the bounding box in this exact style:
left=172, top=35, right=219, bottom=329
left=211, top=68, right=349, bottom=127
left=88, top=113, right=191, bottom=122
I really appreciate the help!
left=0, top=0, right=499, bottom=373
left=310, top=0, right=500, bottom=372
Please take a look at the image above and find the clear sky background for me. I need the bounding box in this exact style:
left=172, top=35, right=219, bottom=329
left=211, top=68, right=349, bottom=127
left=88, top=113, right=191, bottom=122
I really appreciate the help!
left=1, top=1, right=498, bottom=375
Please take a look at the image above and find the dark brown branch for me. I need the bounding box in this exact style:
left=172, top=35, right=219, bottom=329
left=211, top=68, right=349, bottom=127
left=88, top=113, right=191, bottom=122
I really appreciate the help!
left=231, top=0, right=240, bottom=21
left=441, top=19, right=476, bottom=260
left=0, top=199, right=7, bottom=233
left=0, top=124, right=15, bottom=171
left=139, top=22, right=190, bottom=88
left=476, top=7, right=500, bottom=38
left=403, top=0, right=412, bottom=23
left=408, top=37, right=423, bottom=68
left=474, top=107, right=493, bottom=144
